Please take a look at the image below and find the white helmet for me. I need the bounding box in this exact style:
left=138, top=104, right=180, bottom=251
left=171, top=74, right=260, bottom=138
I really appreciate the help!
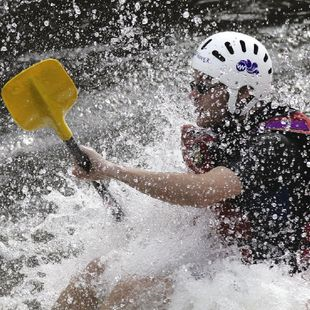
left=191, top=31, right=273, bottom=115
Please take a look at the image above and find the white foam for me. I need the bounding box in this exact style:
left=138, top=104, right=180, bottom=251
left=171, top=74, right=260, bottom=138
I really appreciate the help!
left=1, top=26, right=310, bottom=309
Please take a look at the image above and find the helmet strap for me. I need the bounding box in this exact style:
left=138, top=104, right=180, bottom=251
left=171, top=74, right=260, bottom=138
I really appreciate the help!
left=240, top=97, right=261, bottom=116
left=227, top=88, right=238, bottom=114
left=227, top=88, right=261, bottom=117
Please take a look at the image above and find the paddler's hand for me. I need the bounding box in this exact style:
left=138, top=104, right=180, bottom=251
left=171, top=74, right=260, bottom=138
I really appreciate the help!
left=72, top=145, right=116, bottom=181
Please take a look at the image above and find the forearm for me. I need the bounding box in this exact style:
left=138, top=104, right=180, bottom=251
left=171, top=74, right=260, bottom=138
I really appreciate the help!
left=71, top=146, right=241, bottom=207
left=107, top=165, right=241, bottom=207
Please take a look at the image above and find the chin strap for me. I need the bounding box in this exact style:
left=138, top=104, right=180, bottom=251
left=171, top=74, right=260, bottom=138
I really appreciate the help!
left=227, top=87, right=261, bottom=117
left=227, top=88, right=238, bottom=114
left=240, top=97, right=261, bottom=116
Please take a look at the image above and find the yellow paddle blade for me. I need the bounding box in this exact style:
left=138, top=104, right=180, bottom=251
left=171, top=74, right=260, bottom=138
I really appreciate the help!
left=1, top=59, right=78, bottom=141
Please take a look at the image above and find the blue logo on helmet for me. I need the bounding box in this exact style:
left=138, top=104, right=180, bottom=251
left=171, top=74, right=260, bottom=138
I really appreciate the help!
left=236, top=59, right=259, bottom=75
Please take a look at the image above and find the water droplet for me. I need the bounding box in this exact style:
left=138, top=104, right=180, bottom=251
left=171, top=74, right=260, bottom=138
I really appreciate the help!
left=135, top=2, right=141, bottom=11
left=73, top=1, right=81, bottom=15
left=193, top=16, right=202, bottom=25
left=39, top=169, right=46, bottom=175
left=183, top=11, right=190, bottom=19
left=44, top=20, right=49, bottom=26
left=142, top=17, right=148, bottom=25
left=1, top=46, right=7, bottom=51
left=22, top=185, right=28, bottom=195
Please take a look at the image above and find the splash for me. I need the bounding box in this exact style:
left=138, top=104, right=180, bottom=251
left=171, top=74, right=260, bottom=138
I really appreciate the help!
left=0, top=18, right=309, bottom=310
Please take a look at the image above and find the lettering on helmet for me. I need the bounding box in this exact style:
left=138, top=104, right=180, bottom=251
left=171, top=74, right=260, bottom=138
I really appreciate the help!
left=236, top=59, right=259, bottom=75
left=195, top=51, right=210, bottom=63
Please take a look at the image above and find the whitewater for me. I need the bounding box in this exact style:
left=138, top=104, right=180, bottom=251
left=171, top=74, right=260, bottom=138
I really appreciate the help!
left=0, top=23, right=310, bottom=309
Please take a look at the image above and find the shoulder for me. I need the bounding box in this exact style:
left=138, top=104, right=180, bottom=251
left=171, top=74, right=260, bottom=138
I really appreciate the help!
left=249, top=131, right=297, bottom=156
left=232, top=131, right=297, bottom=180
left=253, top=131, right=294, bottom=145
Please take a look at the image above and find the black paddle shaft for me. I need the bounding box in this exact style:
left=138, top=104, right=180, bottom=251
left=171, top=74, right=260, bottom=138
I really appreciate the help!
left=65, top=137, right=124, bottom=222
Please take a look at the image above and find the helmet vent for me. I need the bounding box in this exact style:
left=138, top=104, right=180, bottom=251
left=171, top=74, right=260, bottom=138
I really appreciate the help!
left=240, top=40, right=246, bottom=52
left=201, top=39, right=212, bottom=50
left=268, top=68, right=272, bottom=74
left=212, top=50, right=226, bottom=62
left=263, top=53, right=269, bottom=62
left=225, top=42, right=234, bottom=54
left=254, top=44, right=258, bottom=55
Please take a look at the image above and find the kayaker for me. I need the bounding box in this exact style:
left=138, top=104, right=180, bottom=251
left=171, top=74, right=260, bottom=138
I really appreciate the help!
left=54, top=31, right=310, bottom=309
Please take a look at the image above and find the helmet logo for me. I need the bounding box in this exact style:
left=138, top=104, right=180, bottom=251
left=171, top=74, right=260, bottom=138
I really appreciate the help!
left=236, top=59, right=259, bottom=75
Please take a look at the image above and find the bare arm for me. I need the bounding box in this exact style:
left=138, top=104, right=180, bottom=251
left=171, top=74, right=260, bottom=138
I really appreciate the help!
left=73, top=146, right=242, bottom=208
left=109, top=165, right=241, bottom=207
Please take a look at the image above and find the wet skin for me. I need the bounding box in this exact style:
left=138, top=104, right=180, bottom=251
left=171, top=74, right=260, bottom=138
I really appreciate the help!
left=190, top=71, right=229, bottom=128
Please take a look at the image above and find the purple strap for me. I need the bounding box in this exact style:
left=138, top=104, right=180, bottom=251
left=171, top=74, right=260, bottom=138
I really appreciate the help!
left=265, top=119, right=310, bottom=132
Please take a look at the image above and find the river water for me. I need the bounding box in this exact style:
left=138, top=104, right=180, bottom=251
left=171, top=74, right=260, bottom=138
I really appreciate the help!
left=0, top=1, right=310, bottom=309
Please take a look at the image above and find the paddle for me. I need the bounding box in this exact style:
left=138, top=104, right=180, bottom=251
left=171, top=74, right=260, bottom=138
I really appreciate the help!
left=1, top=58, right=124, bottom=222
